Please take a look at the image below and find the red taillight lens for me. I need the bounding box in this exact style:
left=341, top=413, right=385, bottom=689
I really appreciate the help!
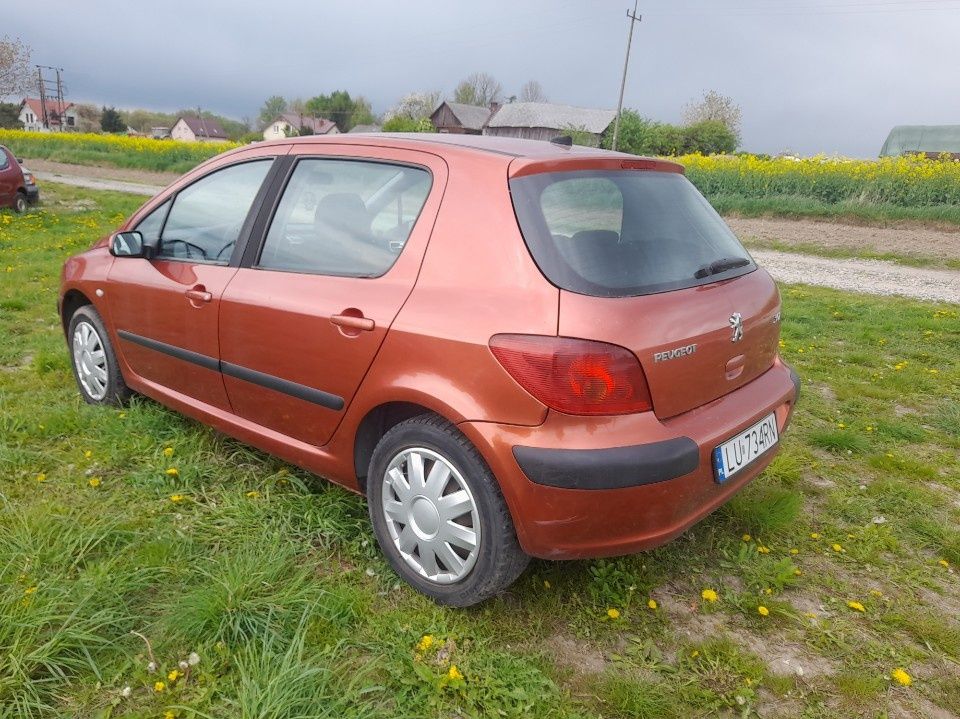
left=489, top=334, right=653, bottom=415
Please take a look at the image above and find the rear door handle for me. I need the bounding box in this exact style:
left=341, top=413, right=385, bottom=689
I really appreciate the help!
left=331, top=314, right=375, bottom=332
left=185, top=288, right=212, bottom=303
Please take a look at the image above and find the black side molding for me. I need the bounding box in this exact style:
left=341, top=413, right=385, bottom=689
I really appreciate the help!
left=116, top=330, right=344, bottom=411
left=513, top=436, right=700, bottom=491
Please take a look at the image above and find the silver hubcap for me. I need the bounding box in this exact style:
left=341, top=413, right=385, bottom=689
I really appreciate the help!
left=381, top=447, right=481, bottom=584
left=72, top=321, right=108, bottom=400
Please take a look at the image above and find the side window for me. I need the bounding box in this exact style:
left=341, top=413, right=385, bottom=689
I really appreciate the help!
left=0, top=151, right=9, bottom=171
left=258, top=159, right=432, bottom=277
left=134, top=200, right=171, bottom=244
left=157, top=160, right=272, bottom=264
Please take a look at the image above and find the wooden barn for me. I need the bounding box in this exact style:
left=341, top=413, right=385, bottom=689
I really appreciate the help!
left=430, top=102, right=493, bottom=135
left=483, top=102, right=616, bottom=146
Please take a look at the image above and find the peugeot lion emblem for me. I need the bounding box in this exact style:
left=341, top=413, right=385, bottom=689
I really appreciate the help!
left=729, top=313, right=744, bottom=343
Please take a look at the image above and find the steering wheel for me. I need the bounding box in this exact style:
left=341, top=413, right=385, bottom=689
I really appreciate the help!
left=161, top=238, right=208, bottom=260
left=216, top=241, right=236, bottom=261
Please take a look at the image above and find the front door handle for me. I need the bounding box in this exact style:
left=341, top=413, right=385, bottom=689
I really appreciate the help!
left=331, top=313, right=375, bottom=332
left=185, top=288, right=212, bottom=303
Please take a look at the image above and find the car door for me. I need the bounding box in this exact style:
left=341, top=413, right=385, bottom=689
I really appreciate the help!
left=218, top=145, right=447, bottom=445
left=107, top=156, right=277, bottom=411
left=0, top=148, right=15, bottom=206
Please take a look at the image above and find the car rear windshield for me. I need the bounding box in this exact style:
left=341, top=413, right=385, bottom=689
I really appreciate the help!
left=510, top=170, right=755, bottom=297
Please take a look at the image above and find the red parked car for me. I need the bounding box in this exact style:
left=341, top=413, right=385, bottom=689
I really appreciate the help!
left=60, top=134, right=799, bottom=606
left=0, top=145, right=39, bottom=212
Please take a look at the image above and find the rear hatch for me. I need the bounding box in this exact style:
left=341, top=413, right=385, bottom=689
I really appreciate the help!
left=510, top=159, right=781, bottom=419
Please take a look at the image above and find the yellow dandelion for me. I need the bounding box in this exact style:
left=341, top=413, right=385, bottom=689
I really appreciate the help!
left=870, top=589, right=883, bottom=597
left=847, top=601, right=866, bottom=612
left=165, top=468, right=179, bottom=477
left=167, top=669, right=180, bottom=682
left=88, top=477, right=101, bottom=488
left=24, top=586, right=37, bottom=595
left=757, top=545, right=770, bottom=554
left=447, top=664, right=464, bottom=682
left=810, top=532, right=821, bottom=540
left=701, top=589, right=719, bottom=603
left=245, top=490, right=260, bottom=498
left=794, top=569, right=802, bottom=576
left=837, top=422, right=845, bottom=429
left=83, top=450, right=92, bottom=459
left=163, top=447, right=174, bottom=457
left=647, top=598, right=658, bottom=610
left=790, top=548, right=799, bottom=555
left=169, top=494, right=185, bottom=503
left=36, top=473, right=46, bottom=482
left=607, top=608, right=621, bottom=620
left=832, top=543, right=844, bottom=552
left=164, top=712, right=176, bottom=719
left=543, top=580, right=551, bottom=589
left=415, top=634, right=434, bottom=653
left=742, top=534, right=751, bottom=542
left=938, top=559, right=950, bottom=569
left=758, top=606, right=770, bottom=616
left=153, top=681, right=165, bottom=692
left=891, top=668, right=912, bottom=686
left=803, top=611, right=817, bottom=619
left=690, top=649, right=700, bottom=658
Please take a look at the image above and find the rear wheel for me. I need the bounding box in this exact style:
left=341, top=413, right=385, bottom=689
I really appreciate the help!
left=68, top=305, right=131, bottom=406
left=13, top=192, right=27, bottom=214
left=367, top=415, right=529, bottom=606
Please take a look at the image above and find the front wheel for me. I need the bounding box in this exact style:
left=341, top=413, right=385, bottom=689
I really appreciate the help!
left=67, top=305, right=131, bottom=406
left=13, top=192, right=28, bottom=214
left=367, top=415, right=529, bottom=606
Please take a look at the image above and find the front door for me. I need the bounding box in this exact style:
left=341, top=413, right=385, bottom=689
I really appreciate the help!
left=0, top=148, right=16, bottom=206
left=218, top=146, right=447, bottom=445
left=107, top=159, right=275, bottom=411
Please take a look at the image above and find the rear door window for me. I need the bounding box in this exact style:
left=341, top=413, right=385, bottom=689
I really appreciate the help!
left=511, top=170, right=754, bottom=297
left=257, top=158, right=431, bottom=277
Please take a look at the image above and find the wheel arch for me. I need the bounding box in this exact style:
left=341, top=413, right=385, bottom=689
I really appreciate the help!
left=60, top=289, right=93, bottom=335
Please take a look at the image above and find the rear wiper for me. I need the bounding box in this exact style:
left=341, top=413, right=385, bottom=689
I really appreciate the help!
left=694, top=256, right=751, bottom=279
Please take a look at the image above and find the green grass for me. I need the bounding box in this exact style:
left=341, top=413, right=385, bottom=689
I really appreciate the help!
left=1, top=184, right=959, bottom=717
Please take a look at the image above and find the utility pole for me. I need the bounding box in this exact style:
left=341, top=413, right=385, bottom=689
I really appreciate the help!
left=611, top=0, right=641, bottom=152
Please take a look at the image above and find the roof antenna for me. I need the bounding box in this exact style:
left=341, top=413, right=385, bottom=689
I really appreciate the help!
left=550, top=135, right=573, bottom=147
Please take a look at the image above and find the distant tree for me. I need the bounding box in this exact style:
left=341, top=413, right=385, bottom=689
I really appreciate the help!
left=258, top=95, right=288, bottom=128
left=287, top=97, right=307, bottom=115
left=74, top=103, right=102, bottom=132
left=682, top=90, right=741, bottom=145
left=305, top=90, right=366, bottom=131
left=519, top=80, right=547, bottom=103
left=351, top=95, right=376, bottom=127
left=0, top=102, right=19, bottom=128
left=682, top=120, right=737, bottom=155
left=453, top=72, right=502, bottom=106
left=385, top=91, right=442, bottom=124
left=100, top=106, right=125, bottom=133
left=603, top=110, right=736, bottom=156
left=0, top=36, right=31, bottom=100
left=382, top=116, right=433, bottom=133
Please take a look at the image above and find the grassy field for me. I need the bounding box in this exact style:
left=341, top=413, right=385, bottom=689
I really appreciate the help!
left=1, top=185, right=959, bottom=718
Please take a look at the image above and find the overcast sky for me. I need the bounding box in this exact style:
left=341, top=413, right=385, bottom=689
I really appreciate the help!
left=8, top=0, right=960, bottom=156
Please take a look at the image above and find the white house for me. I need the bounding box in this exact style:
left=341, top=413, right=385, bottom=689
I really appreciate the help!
left=19, top=98, right=78, bottom=132
left=171, top=116, right=230, bottom=143
left=263, top=113, right=339, bottom=141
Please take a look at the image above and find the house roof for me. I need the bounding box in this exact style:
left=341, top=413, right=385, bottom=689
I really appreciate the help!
left=348, top=124, right=383, bottom=133
left=433, top=102, right=492, bottom=131
left=486, top=102, right=616, bottom=134
left=20, top=98, right=75, bottom=118
left=175, top=116, right=228, bottom=139
left=880, top=125, right=960, bottom=156
left=277, top=113, right=337, bottom=135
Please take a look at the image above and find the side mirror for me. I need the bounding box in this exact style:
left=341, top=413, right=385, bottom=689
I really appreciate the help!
left=110, top=231, right=154, bottom=258
left=16, top=158, right=23, bottom=164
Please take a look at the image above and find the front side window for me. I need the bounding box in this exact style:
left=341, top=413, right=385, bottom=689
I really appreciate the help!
left=258, top=159, right=431, bottom=277
left=134, top=200, right=171, bottom=245
left=0, top=150, right=8, bottom=170
left=511, top=170, right=754, bottom=297
left=157, top=160, right=272, bottom=264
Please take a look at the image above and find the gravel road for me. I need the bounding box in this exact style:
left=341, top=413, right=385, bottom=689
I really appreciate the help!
left=29, top=162, right=960, bottom=305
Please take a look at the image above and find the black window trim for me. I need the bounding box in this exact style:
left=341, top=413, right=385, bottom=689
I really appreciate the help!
left=242, top=154, right=434, bottom=278
left=132, top=156, right=283, bottom=267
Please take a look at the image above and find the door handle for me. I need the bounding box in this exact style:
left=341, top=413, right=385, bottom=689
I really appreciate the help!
left=331, top=314, right=375, bottom=332
left=185, top=288, right=212, bottom=303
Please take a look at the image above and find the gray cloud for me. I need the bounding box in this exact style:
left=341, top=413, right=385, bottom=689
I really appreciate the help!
left=7, top=0, right=960, bottom=156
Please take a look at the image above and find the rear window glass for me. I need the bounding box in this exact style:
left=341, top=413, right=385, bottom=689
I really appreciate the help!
left=510, top=170, right=755, bottom=297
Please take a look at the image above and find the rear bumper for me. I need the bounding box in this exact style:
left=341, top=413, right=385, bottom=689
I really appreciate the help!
left=459, top=356, right=800, bottom=560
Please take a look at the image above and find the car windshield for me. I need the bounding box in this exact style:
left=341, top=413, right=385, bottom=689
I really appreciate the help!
left=510, top=170, right=755, bottom=297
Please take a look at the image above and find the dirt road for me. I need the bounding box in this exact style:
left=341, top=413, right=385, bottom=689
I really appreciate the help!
left=30, top=162, right=960, bottom=304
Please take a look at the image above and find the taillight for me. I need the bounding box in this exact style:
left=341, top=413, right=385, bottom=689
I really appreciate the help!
left=489, top=334, right=653, bottom=415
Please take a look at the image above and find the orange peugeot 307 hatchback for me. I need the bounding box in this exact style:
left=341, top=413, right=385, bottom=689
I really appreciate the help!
left=60, top=134, right=799, bottom=606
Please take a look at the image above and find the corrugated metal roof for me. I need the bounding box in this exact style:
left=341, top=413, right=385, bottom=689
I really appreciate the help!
left=486, top=102, right=616, bottom=134
left=880, top=125, right=960, bottom=156
left=442, top=102, right=492, bottom=131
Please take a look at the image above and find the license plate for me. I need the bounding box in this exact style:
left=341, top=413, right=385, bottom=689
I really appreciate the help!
left=712, top=413, right=779, bottom=483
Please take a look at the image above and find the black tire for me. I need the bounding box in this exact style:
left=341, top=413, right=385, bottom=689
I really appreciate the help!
left=67, top=305, right=131, bottom=406
left=367, top=414, right=529, bottom=607
left=13, top=192, right=28, bottom=214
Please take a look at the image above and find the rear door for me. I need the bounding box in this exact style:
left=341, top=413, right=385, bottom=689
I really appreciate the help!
left=511, top=165, right=780, bottom=419
left=218, top=144, right=447, bottom=445
left=107, top=157, right=276, bottom=410
left=0, top=147, right=16, bottom=206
